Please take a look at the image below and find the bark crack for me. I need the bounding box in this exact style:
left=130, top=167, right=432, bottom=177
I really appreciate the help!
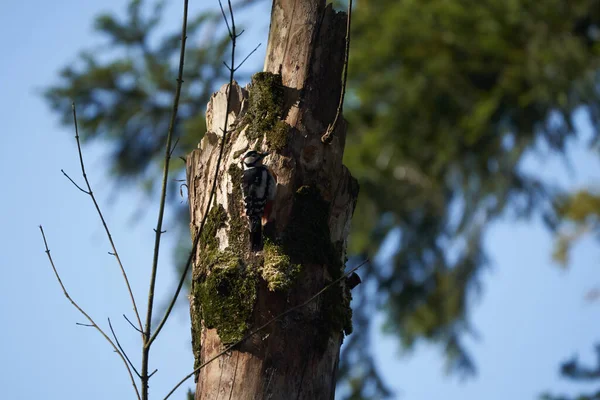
left=227, top=353, right=240, bottom=400
left=295, top=353, right=310, bottom=400
left=281, top=0, right=298, bottom=72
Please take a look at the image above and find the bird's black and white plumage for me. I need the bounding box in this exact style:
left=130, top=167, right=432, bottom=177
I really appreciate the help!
left=241, top=150, right=276, bottom=252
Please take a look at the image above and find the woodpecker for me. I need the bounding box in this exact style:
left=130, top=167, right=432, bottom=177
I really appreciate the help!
left=241, top=150, right=276, bottom=252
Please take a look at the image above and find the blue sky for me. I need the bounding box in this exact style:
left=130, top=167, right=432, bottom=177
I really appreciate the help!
left=0, top=1, right=598, bottom=399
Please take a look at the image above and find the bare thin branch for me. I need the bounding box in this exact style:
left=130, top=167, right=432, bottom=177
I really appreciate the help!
left=76, top=322, right=95, bottom=327
left=123, top=314, right=145, bottom=336
left=39, top=226, right=141, bottom=400
left=141, top=1, right=189, bottom=398
left=147, top=225, right=200, bottom=348
left=218, top=0, right=232, bottom=38
left=144, top=0, right=189, bottom=342
left=162, top=259, right=369, bottom=400
left=227, top=0, right=236, bottom=34
left=69, top=104, right=143, bottom=334
left=234, top=43, right=261, bottom=72
left=168, top=137, right=181, bottom=158
left=61, top=169, right=89, bottom=194
left=108, top=318, right=142, bottom=378
left=147, top=0, right=241, bottom=349
left=321, top=0, right=352, bottom=144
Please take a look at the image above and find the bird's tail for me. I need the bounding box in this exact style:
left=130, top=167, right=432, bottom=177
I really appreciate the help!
left=249, top=216, right=263, bottom=252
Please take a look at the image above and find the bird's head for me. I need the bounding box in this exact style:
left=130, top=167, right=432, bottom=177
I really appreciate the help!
left=242, top=150, right=269, bottom=169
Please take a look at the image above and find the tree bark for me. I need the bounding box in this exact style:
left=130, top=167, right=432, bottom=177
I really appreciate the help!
left=186, top=1, right=357, bottom=398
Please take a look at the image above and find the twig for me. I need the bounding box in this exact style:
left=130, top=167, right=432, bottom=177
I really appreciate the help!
left=109, top=318, right=142, bottom=379
left=142, top=0, right=189, bottom=399
left=147, top=0, right=241, bottom=349
left=61, top=170, right=89, bottom=194
left=218, top=0, right=232, bottom=37
left=179, top=183, right=188, bottom=200
left=321, top=0, right=352, bottom=144
left=123, top=314, right=145, bottom=335
left=64, top=104, right=143, bottom=334
left=39, top=226, right=141, bottom=400
left=234, top=43, right=261, bottom=72
left=162, top=259, right=369, bottom=400
left=169, top=137, right=181, bottom=158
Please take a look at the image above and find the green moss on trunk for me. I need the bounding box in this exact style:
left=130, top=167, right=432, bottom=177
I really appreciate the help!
left=267, top=120, right=290, bottom=151
left=191, top=202, right=256, bottom=355
left=242, top=72, right=290, bottom=151
left=196, top=204, right=227, bottom=274
left=191, top=178, right=350, bottom=361
left=196, top=253, right=257, bottom=344
left=262, top=239, right=301, bottom=291
left=227, top=163, right=249, bottom=254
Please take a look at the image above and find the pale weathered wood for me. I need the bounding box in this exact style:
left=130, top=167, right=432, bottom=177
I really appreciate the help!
left=186, top=1, right=357, bottom=398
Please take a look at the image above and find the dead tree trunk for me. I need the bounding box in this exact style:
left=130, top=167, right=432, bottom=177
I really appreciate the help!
left=186, top=1, right=357, bottom=398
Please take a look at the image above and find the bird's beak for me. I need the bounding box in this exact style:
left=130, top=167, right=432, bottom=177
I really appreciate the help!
left=260, top=152, right=270, bottom=159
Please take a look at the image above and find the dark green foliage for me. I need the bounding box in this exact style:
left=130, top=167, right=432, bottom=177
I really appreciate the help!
left=43, top=0, right=231, bottom=185
left=341, top=0, right=600, bottom=391
left=552, top=190, right=600, bottom=265
left=541, top=394, right=600, bottom=400
left=541, top=345, right=600, bottom=400
left=338, top=270, right=394, bottom=399
left=43, top=0, right=600, bottom=398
